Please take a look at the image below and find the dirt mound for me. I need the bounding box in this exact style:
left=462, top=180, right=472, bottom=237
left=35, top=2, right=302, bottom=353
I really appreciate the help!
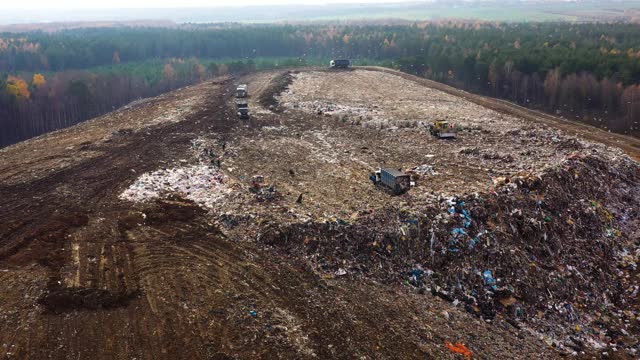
left=258, top=71, right=294, bottom=112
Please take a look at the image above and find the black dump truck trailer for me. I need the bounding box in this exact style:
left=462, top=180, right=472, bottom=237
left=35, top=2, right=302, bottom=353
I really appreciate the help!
left=370, top=168, right=411, bottom=195
left=330, top=59, right=351, bottom=69
left=237, top=106, right=250, bottom=120
left=235, top=99, right=250, bottom=119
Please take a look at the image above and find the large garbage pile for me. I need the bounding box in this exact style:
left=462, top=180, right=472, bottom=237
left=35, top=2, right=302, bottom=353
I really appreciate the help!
left=119, top=165, right=229, bottom=209
left=261, top=152, right=640, bottom=356
left=119, top=136, right=234, bottom=208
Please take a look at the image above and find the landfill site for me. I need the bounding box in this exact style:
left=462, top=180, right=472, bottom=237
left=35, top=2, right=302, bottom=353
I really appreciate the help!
left=0, top=67, right=639, bottom=359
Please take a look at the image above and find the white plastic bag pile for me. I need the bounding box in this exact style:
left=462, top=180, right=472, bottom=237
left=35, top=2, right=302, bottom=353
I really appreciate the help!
left=412, top=164, right=437, bottom=176
left=120, top=165, right=229, bottom=209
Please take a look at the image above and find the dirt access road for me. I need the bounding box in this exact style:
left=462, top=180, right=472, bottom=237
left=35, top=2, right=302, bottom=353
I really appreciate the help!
left=1, top=68, right=636, bottom=359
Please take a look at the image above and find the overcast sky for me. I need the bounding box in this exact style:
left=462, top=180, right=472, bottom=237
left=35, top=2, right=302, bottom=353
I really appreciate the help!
left=1, top=0, right=420, bottom=9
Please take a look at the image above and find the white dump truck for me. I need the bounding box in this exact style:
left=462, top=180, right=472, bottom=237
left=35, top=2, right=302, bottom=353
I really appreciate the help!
left=236, top=84, right=248, bottom=98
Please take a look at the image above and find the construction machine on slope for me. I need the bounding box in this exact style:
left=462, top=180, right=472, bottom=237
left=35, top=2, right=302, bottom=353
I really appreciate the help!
left=429, top=120, right=458, bottom=139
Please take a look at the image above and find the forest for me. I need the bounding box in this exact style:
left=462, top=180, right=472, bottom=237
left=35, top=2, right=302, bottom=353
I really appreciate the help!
left=2, top=21, right=640, bottom=147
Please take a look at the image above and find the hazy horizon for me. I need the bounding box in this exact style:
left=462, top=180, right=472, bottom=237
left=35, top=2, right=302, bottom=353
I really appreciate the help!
left=2, top=0, right=427, bottom=10
left=0, top=0, right=638, bottom=26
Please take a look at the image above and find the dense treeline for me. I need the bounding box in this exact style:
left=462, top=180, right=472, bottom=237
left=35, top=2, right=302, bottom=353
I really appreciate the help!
left=0, top=57, right=310, bottom=147
left=388, top=23, right=640, bottom=133
left=2, top=22, right=640, bottom=147
left=0, top=59, right=204, bottom=146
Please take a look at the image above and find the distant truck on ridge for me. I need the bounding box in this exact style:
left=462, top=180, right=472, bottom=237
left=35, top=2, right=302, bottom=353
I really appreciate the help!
left=330, top=59, right=351, bottom=69
left=236, top=84, right=248, bottom=98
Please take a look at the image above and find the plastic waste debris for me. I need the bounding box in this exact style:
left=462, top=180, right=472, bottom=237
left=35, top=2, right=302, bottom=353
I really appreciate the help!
left=408, top=267, right=425, bottom=287
left=410, top=164, right=437, bottom=176
left=446, top=342, right=473, bottom=359
left=483, top=270, right=497, bottom=289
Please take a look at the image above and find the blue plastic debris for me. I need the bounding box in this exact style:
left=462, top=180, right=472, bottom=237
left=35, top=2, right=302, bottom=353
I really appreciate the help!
left=469, top=237, right=480, bottom=249
left=250, top=310, right=258, bottom=317
left=462, top=210, right=472, bottom=227
left=483, top=270, right=497, bottom=287
left=408, top=268, right=425, bottom=287
left=449, top=228, right=469, bottom=252
left=470, top=231, right=486, bottom=249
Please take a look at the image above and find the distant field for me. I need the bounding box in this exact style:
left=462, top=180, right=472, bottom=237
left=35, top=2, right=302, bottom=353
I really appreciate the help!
left=308, top=1, right=640, bottom=22
left=1, top=1, right=640, bottom=26
left=311, top=4, right=576, bottom=22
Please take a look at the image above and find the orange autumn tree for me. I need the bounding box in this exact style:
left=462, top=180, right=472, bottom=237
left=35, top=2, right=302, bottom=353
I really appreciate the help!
left=33, top=73, right=46, bottom=87
left=6, top=76, right=30, bottom=99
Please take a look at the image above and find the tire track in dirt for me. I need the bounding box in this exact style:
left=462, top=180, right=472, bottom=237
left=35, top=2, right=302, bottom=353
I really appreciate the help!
left=0, top=78, right=244, bottom=359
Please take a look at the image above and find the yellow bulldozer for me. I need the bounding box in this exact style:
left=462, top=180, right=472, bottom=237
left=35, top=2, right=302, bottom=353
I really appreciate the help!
left=429, top=120, right=458, bottom=139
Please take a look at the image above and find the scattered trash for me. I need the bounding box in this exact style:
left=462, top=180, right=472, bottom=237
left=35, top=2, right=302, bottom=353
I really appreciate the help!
left=249, top=175, right=279, bottom=201
left=446, top=342, right=473, bottom=359
left=408, top=267, right=425, bottom=287
left=482, top=270, right=497, bottom=288
left=409, top=164, right=437, bottom=176
left=499, top=296, right=518, bottom=307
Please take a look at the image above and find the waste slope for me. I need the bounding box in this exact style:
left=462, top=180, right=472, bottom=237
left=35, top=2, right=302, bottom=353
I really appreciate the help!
left=262, top=152, right=640, bottom=353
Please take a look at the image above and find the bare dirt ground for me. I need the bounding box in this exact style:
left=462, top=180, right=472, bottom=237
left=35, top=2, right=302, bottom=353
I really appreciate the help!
left=0, top=68, right=638, bottom=359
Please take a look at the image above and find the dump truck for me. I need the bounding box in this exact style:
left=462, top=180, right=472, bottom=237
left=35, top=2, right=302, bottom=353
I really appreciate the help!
left=235, top=98, right=250, bottom=119
left=236, top=84, right=248, bottom=98
left=370, top=168, right=411, bottom=195
left=235, top=99, right=248, bottom=108
left=429, top=120, right=457, bottom=139
left=237, top=106, right=250, bottom=120
left=330, top=59, right=351, bottom=69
